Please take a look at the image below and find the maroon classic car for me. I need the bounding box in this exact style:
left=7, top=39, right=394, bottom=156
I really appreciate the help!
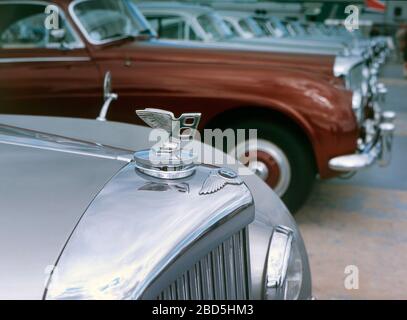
left=0, top=0, right=395, bottom=211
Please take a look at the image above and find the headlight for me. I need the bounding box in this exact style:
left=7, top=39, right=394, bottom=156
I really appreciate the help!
left=362, top=66, right=370, bottom=82
left=352, top=90, right=363, bottom=123
left=265, top=226, right=303, bottom=300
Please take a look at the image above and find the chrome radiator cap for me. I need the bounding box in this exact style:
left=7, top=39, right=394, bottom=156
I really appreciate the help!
left=134, top=108, right=201, bottom=179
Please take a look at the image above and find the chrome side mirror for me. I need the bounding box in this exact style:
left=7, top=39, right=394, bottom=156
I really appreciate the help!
left=103, top=71, right=112, bottom=101
left=97, top=72, right=118, bottom=121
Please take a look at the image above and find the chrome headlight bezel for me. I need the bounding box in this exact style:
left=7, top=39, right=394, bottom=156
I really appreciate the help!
left=352, top=90, right=363, bottom=123
left=361, top=66, right=370, bottom=97
left=265, top=226, right=303, bottom=300
left=362, top=65, right=370, bottom=80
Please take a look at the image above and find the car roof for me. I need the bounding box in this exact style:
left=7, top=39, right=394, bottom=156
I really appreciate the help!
left=137, top=1, right=213, bottom=17
left=217, top=10, right=253, bottom=19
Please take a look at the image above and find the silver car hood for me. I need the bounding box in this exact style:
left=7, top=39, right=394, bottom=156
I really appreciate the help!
left=45, top=162, right=254, bottom=300
left=0, top=115, right=311, bottom=300
left=273, top=35, right=371, bottom=49
left=151, top=38, right=339, bottom=56
left=0, top=124, right=130, bottom=299
left=230, top=36, right=346, bottom=51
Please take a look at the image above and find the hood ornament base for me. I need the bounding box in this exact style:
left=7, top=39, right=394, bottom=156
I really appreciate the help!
left=134, top=108, right=201, bottom=179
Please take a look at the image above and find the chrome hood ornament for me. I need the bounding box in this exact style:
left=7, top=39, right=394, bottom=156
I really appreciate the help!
left=199, top=168, right=243, bottom=195
left=134, top=108, right=201, bottom=179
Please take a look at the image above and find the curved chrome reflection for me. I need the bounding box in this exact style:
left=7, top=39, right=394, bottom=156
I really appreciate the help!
left=45, top=162, right=254, bottom=300
left=265, top=226, right=303, bottom=300
left=329, top=120, right=395, bottom=171
left=333, top=55, right=365, bottom=78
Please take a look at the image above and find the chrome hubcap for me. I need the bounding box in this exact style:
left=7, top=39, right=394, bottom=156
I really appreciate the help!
left=233, top=139, right=291, bottom=196
left=248, top=161, right=269, bottom=181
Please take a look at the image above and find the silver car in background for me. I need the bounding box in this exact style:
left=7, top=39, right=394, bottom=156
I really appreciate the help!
left=137, top=2, right=348, bottom=56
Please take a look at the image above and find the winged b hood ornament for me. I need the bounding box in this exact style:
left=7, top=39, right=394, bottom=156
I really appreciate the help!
left=134, top=108, right=201, bottom=179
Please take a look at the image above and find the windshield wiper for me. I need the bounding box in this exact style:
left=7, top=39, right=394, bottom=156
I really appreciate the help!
left=106, top=30, right=155, bottom=44
left=138, top=28, right=157, bottom=39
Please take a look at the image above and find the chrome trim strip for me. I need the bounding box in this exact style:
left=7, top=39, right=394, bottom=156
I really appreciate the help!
left=192, top=265, right=202, bottom=299
left=0, top=124, right=133, bottom=162
left=0, top=57, right=91, bottom=63
left=234, top=231, right=244, bottom=298
left=222, top=240, right=233, bottom=299
left=212, top=246, right=225, bottom=299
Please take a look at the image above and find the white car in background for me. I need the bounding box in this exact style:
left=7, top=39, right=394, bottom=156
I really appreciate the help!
left=136, top=1, right=386, bottom=117
left=137, top=1, right=349, bottom=56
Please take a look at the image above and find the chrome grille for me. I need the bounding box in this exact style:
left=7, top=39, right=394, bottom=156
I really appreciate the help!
left=157, top=228, right=250, bottom=300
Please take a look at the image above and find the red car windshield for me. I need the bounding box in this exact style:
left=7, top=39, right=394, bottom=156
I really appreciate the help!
left=71, top=0, right=154, bottom=44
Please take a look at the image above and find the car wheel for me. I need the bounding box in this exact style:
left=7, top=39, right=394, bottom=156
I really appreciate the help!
left=223, top=120, right=316, bottom=213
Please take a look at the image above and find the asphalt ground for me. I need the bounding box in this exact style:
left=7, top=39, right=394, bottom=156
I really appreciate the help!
left=297, top=60, right=407, bottom=299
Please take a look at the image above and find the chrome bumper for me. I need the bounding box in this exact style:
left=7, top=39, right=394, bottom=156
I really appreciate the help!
left=376, top=82, right=387, bottom=103
left=329, top=111, right=396, bottom=172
